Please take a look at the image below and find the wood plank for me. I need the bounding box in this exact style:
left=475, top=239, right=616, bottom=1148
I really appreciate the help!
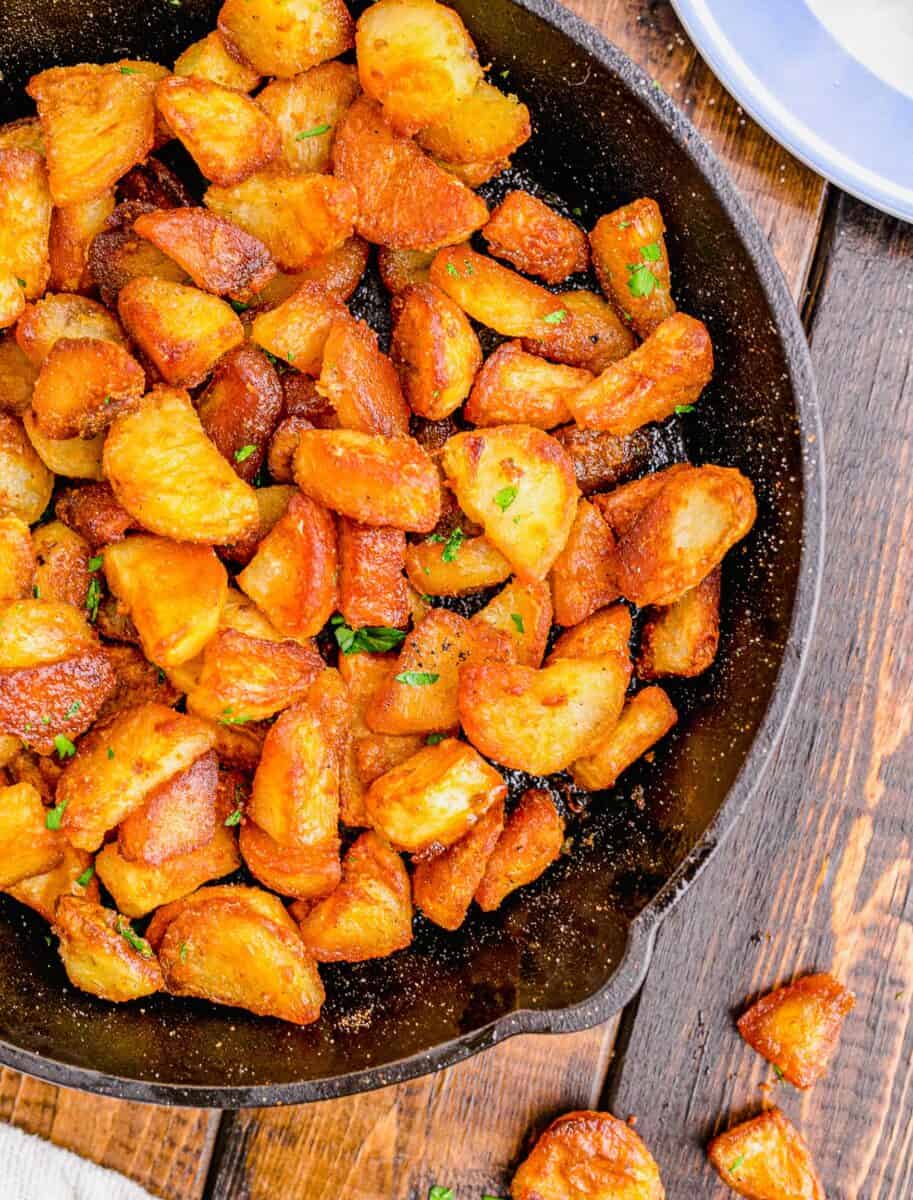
left=606, top=194, right=913, bottom=1195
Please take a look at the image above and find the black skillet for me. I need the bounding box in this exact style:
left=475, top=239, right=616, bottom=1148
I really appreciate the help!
left=0, top=0, right=823, bottom=1106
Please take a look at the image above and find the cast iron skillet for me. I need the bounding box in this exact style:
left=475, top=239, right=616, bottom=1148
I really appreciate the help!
left=0, top=0, right=823, bottom=1106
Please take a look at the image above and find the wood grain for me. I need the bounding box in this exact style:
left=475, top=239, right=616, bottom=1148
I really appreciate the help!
left=606, top=194, right=913, bottom=1197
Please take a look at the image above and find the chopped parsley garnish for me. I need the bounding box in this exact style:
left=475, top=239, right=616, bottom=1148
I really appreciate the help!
left=53, top=734, right=76, bottom=759
left=641, top=241, right=661, bottom=261
left=296, top=123, right=332, bottom=139
left=85, top=576, right=102, bottom=622
left=627, top=243, right=662, bottom=297
left=425, top=733, right=446, bottom=745
left=572, top=206, right=583, bottom=216
left=87, top=555, right=103, bottom=572
left=500, top=68, right=510, bottom=78
left=543, top=308, right=567, bottom=324
left=32, top=584, right=40, bottom=598
left=41, top=715, right=51, bottom=726
left=157, top=667, right=166, bottom=683
left=428, top=1188, right=454, bottom=1200
left=117, top=919, right=154, bottom=958
left=446, top=262, right=460, bottom=278
left=76, top=866, right=95, bottom=888
left=331, top=616, right=407, bottom=655
left=15, top=276, right=26, bottom=288
left=107, top=747, right=115, bottom=760
left=219, top=706, right=251, bottom=725
left=493, top=485, right=517, bottom=512
left=179, top=942, right=189, bottom=961
left=46, top=798, right=68, bottom=830
left=234, top=444, right=257, bottom=462
left=773, top=1064, right=784, bottom=1079
left=286, top=349, right=296, bottom=362
left=619, top=220, right=632, bottom=229
left=510, top=613, right=524, bottom=633
left=64, top=701, right=81, bottom=719
left=395, top=671, right=439, bottom=686
left=229, top=299, right=250, bottom=313
left=675, top=404, right=695, bottom=415
left=119, top=65, right=139, bottom=74
left=729, top=1154, right=746, bottom=1173
left=224, top=808, right=243, bottom=827
left=462, top=258, right=474, bottom=275
left=440, top=526, right=465, bottom=562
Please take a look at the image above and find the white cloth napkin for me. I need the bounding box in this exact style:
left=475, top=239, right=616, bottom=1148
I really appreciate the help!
left=0, top=1120, right=156, bottom=1200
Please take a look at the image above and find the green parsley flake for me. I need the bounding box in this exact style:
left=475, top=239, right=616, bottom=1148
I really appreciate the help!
left=332, top=617, right=407, bottom=655
left=54, top=734, right=76, bottom=759
left=773, top=1064, right=784, bottom=1079
left=428, top=1188, right=454, bottom=1200
left=494, top=485, right=518, bottom=512
left=32, top=585, right=40, bottom=598
left=446, top=262, right=460, bottom=278
left=234, top=444, right=257, bottom=462
left=117, top=919, right=154, bottom=958
left=85, top=576, right=102, bottom=622
left=674, top=404, right=695, bottom=415
left=87, top=555, right=103, bottom=571
left=618, top=220, right=632, bottom=229
left=46, top=798, right=68, bottom=830
left=641, top=241, right=661, bottom=262
left=462, top=259, right=474, bottom=275
left=107, top=747, right=115, bottom=760
left=500, top=68, right=510, bottom=78
left=157, top=667, right=166, bottom=683
left=15, top=277, right=26, bottom=288
left=229, top=299, right=250, bottom=314
left=179, top=942, right=189, bottom=960
left=510, top=612, right=524, bottom=633
left=543, top=308, right=567, bottom=324
left=395, top=671, right=439, bottom=686
left=729, top=1154, right=746, bottom=1174
left=627, top=263, right=655, bottom=298
left=76, top=866, right=95, bottom=888
left=572, top=206, right=583, bottom=216
left=441, top=526, right=465, bottom=562
left=119, top=66, right=139, bottom=74
left=224, top=808, right=243, bottom=827
left=64, top=700, right=81, bottom=719
left=425, top=733, right=446, bottom=745
left=296, top=123, right=332, bottom=139
left=41, top=715, right=51, bottom=725
left=219, top=706, right=251, bottom=726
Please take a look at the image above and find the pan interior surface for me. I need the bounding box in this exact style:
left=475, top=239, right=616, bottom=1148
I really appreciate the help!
left=0, top=0, right=817, bottom=1103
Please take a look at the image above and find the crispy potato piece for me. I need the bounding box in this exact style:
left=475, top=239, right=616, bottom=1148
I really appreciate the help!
left=441, top=426, right=579, bottom=581
left=31, top=337, right=145, bottom=439
left=146, top=881, right=291, bottom=947
left=366, top=608, right=513, bottom=735
left=4, top=746, right=61, bottom=801
left=55, top=481, right=136, bottom=548
left=0, top=648, right=115, bottom=754
left=31, top=520, right=91, bottom=609
left=570, top=685, right=676, bottom=792
left=0, top=273, right=26, bottom=331
left=54, top=897, right=163, bottom=1001
left=569, top=313, right=713, bottom=435
left=472, top=577, right=553, bottom=668
left=251, top=280, right=344, bottom=373
left=460, top=655, right=630, bottom=776
left=103, top=536, right=228, bottom=668
left=174, top=30, right=262, bottom=91
left=197, top=345, right=283, bottom=482
left=484, top=192, right=589, bottom=285
left=219, top=0, right=354, bottom=77
left=186, top=628, right=324, bottom=723
left=356, top=0, right=482, bottom=134
left=591, top=464, right=691, bottom=541
left=391, top=283, right=482, bottom=420
left=377, top=247, right=435, bottom=295
left=553, top=424, right=653, bottom=496
left=430, top=246, right=571, bottom=339
left=0, top=118, right=45, bottom=156
left=0, top=413, right=54, bottom=524
left=0, top=597, right=95, bottom=670
left=590, top=198, right=675, bottom=339
left=118, top=749, right=218, bottom=865
left=366, top=738, right=506, bottom=854
left=404, top=534, right=511, bottom=597
left=27, top=64, right=158, bottom=206
left=295, top=830, right=411, bottom=962
left=317, top=315, right=410, bottom=435
left=158, top=886, right=325, bottom=1023
left=522, top=289, right=636, bottom=375
left=57, top=702, right=216, bottom=852
left=0, top=335, right=38, bottom=415
left=240, top=820, right=341, bottom=900
left=16, top=292, right=126, bottom=365
left=206, top=169, right=357, bottom=272
left=465, top=342, right=592, bottom=431
left=206, top=720, right=268, bottom=773
left=0, top=733, right=21, bottom=767
left=333, top=97, right=488, bottom=250
left=413, top=797, right=504, bottom=929
left=475, top=788, right=564, bottom=911
left=264, top=235, right=369, bottom=304
left=417, top=79, right=530, bottom=167
left=550, top=498, right=619, bottom=627
left=511, top=1109, right=664, bottom=1200
left=707, top=1109, right=823, bottom=1200
left=339, top=520, right=410, bottom=628
left=0, top=149, right=52, bottom=300
left=548, top=604, right=632, bottom=665
left=220, top=484, right=297, bottom=566
left=0, top=517, right=35, bottom=603
left=88, top=207, right=190, bottom=306
left=104, top=386, right=260, bottom=543
left=48, top=192, right=115, bottom=293
left=119, top=157, right=194, bottom=208
left=294, top=429, right=441, bottom=532
left=134, top=208, right=277, bottom=302
left=6, top=842, right=99, bottom=921
left=613, top=465, right=756, bottom=606
left=258, top=62, right=359, bottom=173
left=737, top=972, right=855, bottom=1089
left=0, top=782, right=62, bottom=887
left=117, top=276, right=244, bottom=388
left=96, top=642, right=180, bottom=722
left=22, top=412, right=104, bottom=481
left=638, top=568, right=720, bottom=679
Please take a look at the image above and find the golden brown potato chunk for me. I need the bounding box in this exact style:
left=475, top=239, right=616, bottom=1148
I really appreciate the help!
left=57, top=702, right=216, bottom=852
left=27, top=64, right=159, bottom=206
left=484, top=191, right=589, bottom=285
left=550, top=498, right=618, bottom=627
left=332, top=97, right=488, bottom=250
left=22, top=411, right=105, bottom=481
left=404, top=534, right=511, bottom=597
left=737, top=972, right=855, bottom=1089
left=257, top=61, right=359, bottom=174
left=118, top=750, right=219, bottom=865
left=472, top=578, right=553, bottom=668
left=377, top=247, right=435, bottom=295
left=96, top=642, right=180, bottom=722
left=221, top=484, right=297, bottom=566
left=0, top=781, right=63, bottom=888
left=0, top=149, right=52, bottom=301
left=318, top=315, right=410, bottom=434
left=0, top=118, right=45, bottom=156
left=0, top=413, right=54, bottom=523
left=590, top=198, right=675, bottom=339
left=391, top=283, right=482, bottom=420
left=0, top=335, right=38, bottom=415
left=31, top=520, right=91, bottom=609
left=339, top=520, right=410, bottom=629
left=522, top=289, right=636, bottom=375
left=88, top=206, right=191, bottom=306
left=251, top=280, right=344, bottom=373
left=6, top=841, right=99, bottom=922
left=548, top=604, right=632, bottom=666
left=553, top=424, right=653, bottom=496
left=197, top=344, right=283, bottom=482
left=417, top=79, right=530, bottom=171
left=511, top=1110, right=665, bottom=1200
left=54, top=481, right=136, bottom=548
left=186, top=628, right=324, bottom=724
left=294, top=429, right=441, bottom=532
left=465, top=341, right=592, bottom=431
left=591, top=464, right=691, bottom=541
left=0, top=517, right=35, bottom=603
left=413, top=797, right=504, bottom=929
left=0, top=273, right=26, bottom=331
left=54, top=896, right=163, bottom=1001
left=475, top=788, right=564, bottom=911
left=442, top=426, right=579, bottom=581
left=16, top=292, right=127, bottom=365
left=613, top=464, right=756, bottom=606
left=146, top=882, right=287, bottom=947
left=272, top=235, right=370, bottom=303
left=570, top=685, right=676, bottom=792
left=218, top=0, right=354, bottom=78
left=0, top=596, right=95, bottom=670
left=206, top=169, right=357, bottom=272
left=240, top=820, right=341, bottom=901
left=707, top=1109, right=823, bottom=1200
left=31, top=336, right=145, bottom=439
left=174, top=30, right=262, bottom=92
left=48, top=192, right=115, bottom=293
left=104, top=386, right=260, bottom=544
left=570, top=313, right=713, bottom=436
left=638, top=568, right=720, bottom=679
left=296, top=830, right=412, bottom=962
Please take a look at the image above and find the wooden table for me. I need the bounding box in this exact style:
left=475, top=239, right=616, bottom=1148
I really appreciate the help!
left=3, top=2, right=911, bottom=1196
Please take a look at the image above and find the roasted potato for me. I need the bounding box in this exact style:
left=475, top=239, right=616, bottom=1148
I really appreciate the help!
left=484, top=191, right=589, bottom=284
left=0, top=335, right=38, bottom=415
left=0, top=149, right=52, bottom=302
left=0, top=413, right=53, bottom=523
left=707, top=1109, right=823, bottom=1200
left=104, top=386, right=260, bottom=544
left=296, top=830, right=412, bottom=962
left=16, top=292, right=127, bottom=364
left=240, top=819, right=341, bottom=901
left=31, top=520, right=91, bottom=609
left=118, top=750, right=219, bottom=865
left=5, top=841, right=99, bottom=922
left=553, top=424, right=654, bottom=496
left=465, top=341, right=592, bottom=431
left=0, top=596, right=95, bottom=669
left=218, top=0, right=354, bottom=78
left=413, top=796, right=504, bottom=929
left=317, top=314, right=410, bottom=434
left=31, top=336, right=145, bottom=438
left=186, top=628, right=324, bottom=724
left=22, top=411, right=105, bottom=480
left=550, top=498, right=618, bottom=627
left=0, top=273, right=26, bottom=331
left=591, top=463, right=691, bottom=541
left=251, top=280, right=344, bottom=373
left=0, top=118, right=45, bottom=156
left=548, top=603, right=632, bottom=665
left=54, top=896, right=163, bottom=1001
left=521, top=288, right=636, bottom=375
left=391, top=282, right=482, bottom=420
left=638, top=568, right=720, bottom=679
left=146, top=881, right=289, bottom=947
left=54, top=480, right=136, bottom=548
left=511, top=1110, right=665, bottom=1200
left=96, top=642, right=180, bottom=722
left=471, top=577, right=553, bottom=668
left=377, top=246, right=435, bottom=295
left=416, top=79, right=530, bottom=170
left=570, top=685, right=676, bottom=792
left=220, top=484, right=297, bottom=566
left=475, top=788, right=564, bottom=911
left=737, top=972, right=855, bottom=1089
left=590, top=197, right=675, bottom=339
left=88, top=203, right=190, bottom=305
left=267, top=235, right=370, bottom=303
left=257, top=61, right=359, bottom=174
left=404, top=533, right=511, bottom=597
left=118, top=156, right=194, bottom=208
left=174, top=30, right=262, bottom=92
left=332, top=97, right=488, bottom=250
left=0, top=516, right=35, bottom=603
left=48, top=191, right=115, bottom=293
left=0, top=781, right=63, bottom=888
left=339, top=520, right=410, bottom=628
left=196, top=344, right=283, bottom=482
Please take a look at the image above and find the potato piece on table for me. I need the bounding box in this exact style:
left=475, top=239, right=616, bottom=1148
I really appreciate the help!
left=49, top=192, right=115, bottom=293
left=0, top=335, right=38, bottom=415
left=413, top=797, right=504, bottom=930
left=332, top=97, right=488, bottom=251
left=553, top=424, right=653, bottom=496
left=218, top=0, right=354, bottom=78
left=391, top=282, right=482, bottom=420
left=0, top=516, right=35, bottom=603
left=441, top=425, right=579, bottom=581
left=257, top=61, right=359, bottom=173
left=295, top=830, right=411, bottom=963
left=0, top=149, right=52, bottom=300
left=6, top=841, right=98, bottom=922
left=378, top=247, right=435, bottom=295
left=27, top=64, right=158, bottom=206
left=16, top=292, right=126, bottom=365
left=570, top=685, right=676, bottom=793
left=465, top=341, right=592, bottom=431
left=23, top=412, right=105, bottom=480
left=104, top=386, right=260, bottom=544
left=0, top=412, right=53, bottom=524
left=591, top=463, right=691, bottom=541
left=484, top=191, right=589, bottom=284
left=417, top=79, right=530, bottom=169
left=590, top=197, right=675, bottom=339
left=197, top=344, right=283, bottom=482
left=240, top=820, right=340, bottom=901
left=471, top=578, right=553, bottom=668
left=251, top=280, right=344, bottom=373
left=317, top=315, right=410, bottom=435
left=31, top=337, right=145, bottom=439
left=707, top=1109, right=823, bottom=1200
left=0, top=781, right=63, bottom=887
left=475, top=788, right=564, bottom=911
left=569, top=313, right=713, bottom=436
left=57, top=702, right=216, bottom=852
left=118, top=750, right=219, bottom=865
left=737, top=972, right=855, bottom=1089
left=460, top=655, right=629, bottom=776
left=522, top=289, right=635, bottom=375
left=511, top=1109, right=664, bottom=1200
left=405, top=533, right=511, bottom=597
left=550, top=498, right=618, bottom=627
left=96, top=642, right=180, bottom=722
left=31, top=520, right=91, bottom=609
left=548, top=604, right=632, bottom=665
left=55, top=481, right=135, bottom=548
left=613, top=464, right=756, bottom=606
left=339, top=520, right=410, bottom=629
left=54, top=896, right=162, bottom=1001
left=638, top=568, right=720, bottom=680
left=294, top=429, right=441, bottom=532
left=174, top=30, right=262, bottom=92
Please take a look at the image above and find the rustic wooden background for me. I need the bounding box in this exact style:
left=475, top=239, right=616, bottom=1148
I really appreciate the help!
left=3, top=1, right=911, bottom=1197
